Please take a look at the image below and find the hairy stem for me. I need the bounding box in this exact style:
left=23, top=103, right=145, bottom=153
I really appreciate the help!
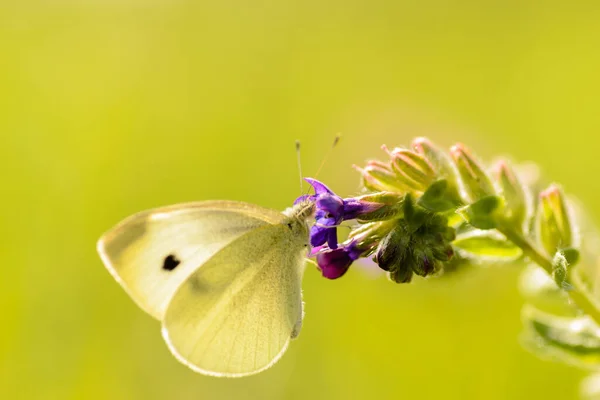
left=498, top=223, right=600, bottom=326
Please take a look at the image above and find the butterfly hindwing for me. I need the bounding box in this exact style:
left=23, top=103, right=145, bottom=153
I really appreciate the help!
left=162, top=221, right=306, bottom=377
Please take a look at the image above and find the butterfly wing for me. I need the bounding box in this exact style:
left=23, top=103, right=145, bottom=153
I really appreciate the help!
left=162, top=221, right=307, bottom=377
left=97, top=201, right=283, bottom=320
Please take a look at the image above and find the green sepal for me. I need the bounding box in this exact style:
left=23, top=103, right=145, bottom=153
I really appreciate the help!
left=561, top=247, right=580, bottom=267
left=402, top=193, right=427, bottom=231
left=457, top=195, right=504, bottom=230
left=417, top=179, right=463, bottom=213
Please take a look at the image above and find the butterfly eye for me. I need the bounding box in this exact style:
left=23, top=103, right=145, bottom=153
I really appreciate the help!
left=162, top=254, right=181, bottom=271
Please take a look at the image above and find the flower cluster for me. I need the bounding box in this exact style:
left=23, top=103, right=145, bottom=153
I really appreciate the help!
left=297, top=137, right=581, bottom=287
left=294, top=136, right=600, bottom=395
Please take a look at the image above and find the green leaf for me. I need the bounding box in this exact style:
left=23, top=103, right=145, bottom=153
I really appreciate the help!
left=453, top=231, right=522, bottom=261
left=417, top=179, right=462, bottom=212
left=520, top=306, right=600, bottom=370
left=456, top=195, right=504, bottom=230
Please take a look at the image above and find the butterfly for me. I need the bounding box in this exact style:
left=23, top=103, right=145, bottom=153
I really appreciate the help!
left=97, top=199, right=315, bottom=377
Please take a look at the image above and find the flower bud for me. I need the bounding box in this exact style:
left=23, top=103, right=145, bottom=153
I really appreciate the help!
left=352, top=192, right=405, bottom=221
left=551, top=251, right=572, bottom=291
left=354, top=161, right=411, bottom=193
left=432, top=243, right=454, bottom=262
left=375, top=226, right=413, bottom=283
left=383, top=145, right=436, bottom=192
left=412, top=249, right=438, bottom=277
left=389, top=266, right=414, bottom=284
left=493, top=160, right=530, bottom=231
left=316, top=242, right=362, bottom=279
left=413, top=137, right=465, bottom=205
left=412, top=137, right=458, bottom=183
left=450, top=143, right=496, bottom=202
left=373, top=194, right=456, bottom=282
left=536, top=185, right=576, bottom=256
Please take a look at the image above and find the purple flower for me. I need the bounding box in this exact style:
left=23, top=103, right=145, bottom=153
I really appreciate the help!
left=296, top=178, right=383, bottom=249
left=315, top=241, right=363, bottom=279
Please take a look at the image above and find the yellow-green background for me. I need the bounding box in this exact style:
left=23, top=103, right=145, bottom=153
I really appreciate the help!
left=2, top=1, right=599, bottom=399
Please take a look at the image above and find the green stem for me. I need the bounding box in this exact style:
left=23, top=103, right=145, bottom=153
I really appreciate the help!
left=497, top=223, right=600, bottom=326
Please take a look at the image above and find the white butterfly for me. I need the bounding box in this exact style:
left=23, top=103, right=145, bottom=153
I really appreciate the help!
left=97, top=199, right=315, bottom=377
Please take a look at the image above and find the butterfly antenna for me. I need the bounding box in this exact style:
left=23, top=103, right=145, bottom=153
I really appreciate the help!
left=295, top=140, right=303, bottom=193
left=313, top=133, right=342, bottom=179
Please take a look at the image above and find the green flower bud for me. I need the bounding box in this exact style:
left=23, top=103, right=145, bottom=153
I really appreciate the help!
left=493, top=160, right=530, bottom=232
left=376, top=225, right=413, bottom=283
left=388, top=266, right=414, bottom=283
left=353, top=192, right=405, bottom=221
left=383, top=145, right=436, bottom=192
left=373, top=194, right=456, bottom=282
left=412, top=137, right=458, bottom=182
left=412, top=248, right=437, bottom=277
left=354, top=161, right=410, bottom=193
left=413, top=137, right=465, bottom=204
left=432, top=243, right=454, bottom=262
left=551, top=251, right=572, bottom=291
left=536, top=184, right=576, bottom=256
left=450, top=143, right=496, bottom=201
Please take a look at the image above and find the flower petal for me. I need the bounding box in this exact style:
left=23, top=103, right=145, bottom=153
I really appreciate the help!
left=342, top=199, right=384, bottom=220
left=310, top=225, right=330, bottom=247
left=316, top=248, right=353, bottom=279
left=309, top=245, right=326, bottom=256
left=316, top=194, right=344, bottom=216
left=326, top=228, right=339, bottom=249
left=305, top=177, right=334, bottom=195
left=294, top=194, right=314, bottom=205
left=315, top=212, right=338, bottom=226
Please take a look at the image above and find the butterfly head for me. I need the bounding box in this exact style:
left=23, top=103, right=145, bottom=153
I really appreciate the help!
left=282, top=199, right=315, bottom=247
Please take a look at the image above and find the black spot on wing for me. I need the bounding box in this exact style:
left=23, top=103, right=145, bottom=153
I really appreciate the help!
left=162, top=254, right=181, bottom=271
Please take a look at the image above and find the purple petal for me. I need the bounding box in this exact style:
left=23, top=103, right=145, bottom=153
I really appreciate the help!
left=326, top=228, right=339, bottom=249
left=294, top=194, right=315, bottom=205
left=310, top=225, right=330, bottom=247
left=316, top=248, right=353, bottom=279
left=315, top=211, right=338, bottom=226
left=342, top=199, right=384, bottom=220
left=316, top=194, right=344, bottom=215
left=345, top=241, right=364, bottom=260
left=305, top=178, right=334, bottom=195
left=309, top=245, right=326, bottom=256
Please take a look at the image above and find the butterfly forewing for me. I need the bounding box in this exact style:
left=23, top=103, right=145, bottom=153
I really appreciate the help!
left=162, top=222, right=306, bottom=377
left=97, top=201, right=284, bottom=319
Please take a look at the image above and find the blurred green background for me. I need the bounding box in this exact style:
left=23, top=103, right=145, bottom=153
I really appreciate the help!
left=2, top=1, right=600, bottom=399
